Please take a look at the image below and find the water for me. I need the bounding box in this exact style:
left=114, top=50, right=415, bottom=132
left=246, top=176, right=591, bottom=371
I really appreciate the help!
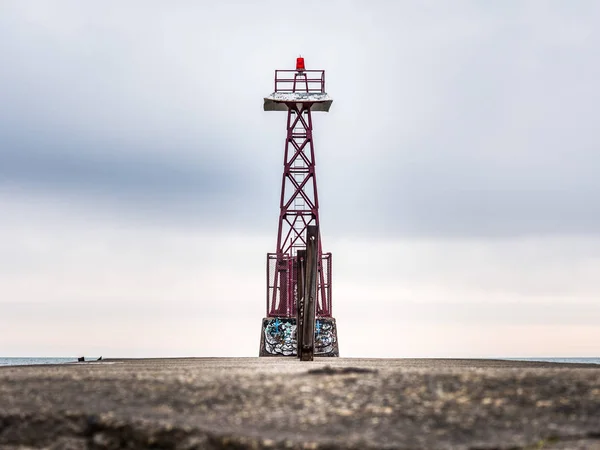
left=0, top=357, right=80, bottom=366
left=501, top=357, right=600, bottom=365
left=0, top=357, right=599, bottom=367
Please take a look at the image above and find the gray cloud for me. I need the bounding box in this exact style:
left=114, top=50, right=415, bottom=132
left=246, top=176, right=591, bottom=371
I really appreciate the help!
left=1, top=1, right=599, bottom=238
left=1, top=139, right=233, bottom=199
left=0, top=129, right=268, bottom=228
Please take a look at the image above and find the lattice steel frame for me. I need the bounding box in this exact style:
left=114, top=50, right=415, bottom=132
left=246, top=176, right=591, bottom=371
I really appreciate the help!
left=266, top=67, right=333, bottom=319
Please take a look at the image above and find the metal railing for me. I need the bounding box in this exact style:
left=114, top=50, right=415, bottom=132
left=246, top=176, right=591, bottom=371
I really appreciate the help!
left=267, top=251, right=332, bottom=318
left=274, top=70, right=325, bottom=93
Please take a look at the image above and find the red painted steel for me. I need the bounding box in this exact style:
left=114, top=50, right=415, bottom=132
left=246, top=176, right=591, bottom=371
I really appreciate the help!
left=273, top=69, right=325, bottom=93
left=266, top=60, right=332, bottom=319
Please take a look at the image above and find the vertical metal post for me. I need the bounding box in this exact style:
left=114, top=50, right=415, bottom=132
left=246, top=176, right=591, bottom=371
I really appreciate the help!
left=278, top=260, right=288, bottom=316
left=296, top=250, right=306, bottom=359
left=301, top=225, right=318, bottom=361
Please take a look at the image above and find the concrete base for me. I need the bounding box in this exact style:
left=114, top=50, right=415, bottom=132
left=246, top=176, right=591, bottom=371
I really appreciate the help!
left=259, top=317, right=339, bottom=357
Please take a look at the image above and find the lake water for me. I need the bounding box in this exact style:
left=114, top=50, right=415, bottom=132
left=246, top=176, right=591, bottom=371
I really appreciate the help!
left=1, top=357, right=599, bottom=367
left=502, top=357, right=600, bottom=365
left=0, top=357, right=89, bottom=366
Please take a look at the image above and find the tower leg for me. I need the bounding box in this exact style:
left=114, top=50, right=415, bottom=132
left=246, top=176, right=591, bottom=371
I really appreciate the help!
left=296, top=250, right=305, bottom=359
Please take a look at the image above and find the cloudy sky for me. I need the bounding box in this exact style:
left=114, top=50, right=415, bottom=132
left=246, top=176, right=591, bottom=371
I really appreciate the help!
left=1, top=1, right=599, bottom=358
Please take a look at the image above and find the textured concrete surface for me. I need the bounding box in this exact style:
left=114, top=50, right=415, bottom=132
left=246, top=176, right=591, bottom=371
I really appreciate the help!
left=1, top=358, right=600, bottom=449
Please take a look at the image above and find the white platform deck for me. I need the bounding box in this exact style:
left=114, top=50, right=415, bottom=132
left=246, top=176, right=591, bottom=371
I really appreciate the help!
left=264, top=92, right=333, bottom=112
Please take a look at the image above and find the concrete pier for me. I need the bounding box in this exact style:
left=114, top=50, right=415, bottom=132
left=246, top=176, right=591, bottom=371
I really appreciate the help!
left=1, top=358, right=599, bottom=449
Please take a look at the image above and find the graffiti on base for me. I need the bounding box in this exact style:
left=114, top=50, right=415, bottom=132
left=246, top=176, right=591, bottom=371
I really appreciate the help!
left=314, top=319, right=337, bottom=355
left=262, top=318, right=338, bottom=356
left=264, top=318, right=297, bottom=356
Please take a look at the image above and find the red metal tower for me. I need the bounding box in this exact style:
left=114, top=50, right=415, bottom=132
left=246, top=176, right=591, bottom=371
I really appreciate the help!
left=259, top=58, right=339, bottom=357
